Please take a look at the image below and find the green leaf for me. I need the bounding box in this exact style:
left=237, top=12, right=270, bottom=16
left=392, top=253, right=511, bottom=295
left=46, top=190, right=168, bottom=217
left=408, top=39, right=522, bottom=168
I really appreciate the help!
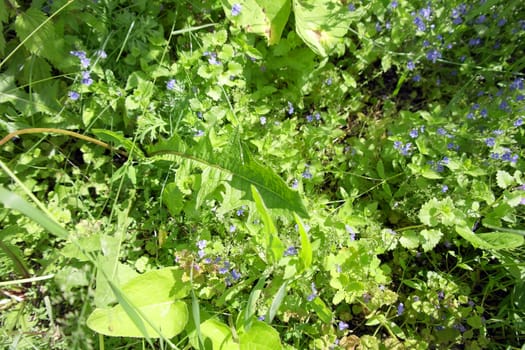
left=267, top=281, right=288, bottom=324
left=455, top=225, right=492, bottom=249
left=14, top=7, right=61, bottom=63
left=245, top=275, right=267, bottom=330
left=162, top=183, right=185, bottom=216
left=239, top=320, right=282, bottom=349
left=92, top=129, right=145, bottom=159
left=496, top=170, right=515, bottom=189
left=147, top=133, right=307, bottom=217
left=224, top=0, right=291, bottom=44
left=251, top=185, right=285, bottom=263
left=87, top=299, right=188, bottom=338
left=476, top=232, right=524, bottom=249
left=310, top=297, right=333, bottom=324
left=0, top=186, right=68, bottom=239
left=190, top=318, right=239, bottom=350
left=87, top=267, right=190, bottom=338
left=293, top=0, right=352, bottom=56
left=294, top=213, right=312, bottom=270
left=420, top=229, right=443, bottom=252
left=399, top=230, right=420, bottom=250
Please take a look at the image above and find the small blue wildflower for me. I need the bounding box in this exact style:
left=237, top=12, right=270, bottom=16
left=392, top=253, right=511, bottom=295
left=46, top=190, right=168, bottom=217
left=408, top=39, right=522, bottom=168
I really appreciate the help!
left=194, top=130, right=204, bottom=137
left=314, top=112, right=321, bottom=121
left=375, top=22, right=382, bottom=32
left=422, top=40, right=430, bottom=47
left=284, top=246, right=298, bottom=256
left=96, top=50, right=107, bottom=59
left=198, top=250, right=206, bottom=258
left=236, top=208, right=245, bottom=216
left=70, top=50, right=86, bottom=59
left=394, top=141, right=403, bottom=150
left=229, top=224, right=236, bottom=233
left=514, top=118, right=523, bottom=127
left=81, top=71, right=93, bottom=86
left=441, top=184, right=448, bottom=193
left=510, top=78, right=524, bottom=90
left=307, top=282, right=318, bottom=301
left=426, top=49, right=442, bottom=63
left=390, top=1, right=398, bottom=9
left=338, top=321, right=349, bottom=331
left=409, top=128, right=419, bottom=138
left=287, top=101, right=294, bottom=115
left=498, top=18, right=507, bottom=26
left=407, top=60, right=415, bottom=71
left=197, top=240, right=207, bottom=249
left=306, top=114, right=313, bottom=123
left=231, top=269, right=241, bottom=280
left=480, top=108, right=488, bottom=117
left=401, top=142, right=412, bottom=156
left=231, top=3, right=242, bottom=16
left=397, top=302, right=405, bottom=316
left=325, top=77, right=333, bottom=86
left=80, top=57, right=90, bottom=68
left=68, top=91, right=80, bottom=101
left=204, top=51, right=220, bottom=65
left=419, top=6, right=431, bottom=20
left=260, top=116, right=267, bottom=125
left=441, top=157, right=449, bottom=164
left=166, top=79, right=176, bottom=90
left=469, top=38, right=481, bottom=46
left=413, top=74, right=421, bottom=82
left=291, top=178, right=299, bottom=189
left=499, top=101, right=509, bottom=111
left=348, top=3, right=355, bottom=11
left=493, top=129, right=504, bottom=136
left=218, top=266, right=228, bottom=274
left=302, top=166, right=313, bottom=179
left=437, top=127, right=447, bottom=136
left=414, top=16, right=426, bottom=31
left=363, top=293, right=372, bottom=303
left=258, top=315, right=265, bottom=321
left=475, top=15, right=486, bottom=24
left=438, top=290, right=445, bottom=300
left=485, top=137, right=495, bottom=147
left=490, top=152, right=500, bottom=159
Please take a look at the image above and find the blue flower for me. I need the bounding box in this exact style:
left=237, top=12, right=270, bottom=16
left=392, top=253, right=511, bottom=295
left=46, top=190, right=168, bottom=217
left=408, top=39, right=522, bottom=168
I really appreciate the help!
left=287, top=101, right=294, bottom=115
left=413, top=74, right=421, bottom=82
left=166, top=79, right=176, bottom=90
left=426, top=49, right=442, bottom=63
left=325, top=77, right=333, bottom=86
left=390, top=1, right=398, bottom=9
left=81, top=71, right=93, bottom=86
left=419, top=6, right=431, bottom=20
left=68, top=91, right=80, bottom=101
left=291, top=178, right=299, bottom=189
left=70, top=50, right=86, bottom=59
left=229, top=224, right=236, bottom=233
left=397, top=302, right=405, bottom=316
left=338, top=321, right=349, bottom=331
left=231, top=4, right=242, bottom=16
left=197, top=240, right=207, bottom=250
left=284, top=246, right=298, bottom=256
left=514, top=118, right=523, bottom=127
left=485, top=137, right=495, bottom=147
left=441, top=185, right=449, bottom=193
left=348, top=3, right=355, bottom=11
left=409, top=128, right=419, bottom=138
left=96, top=50, right=107, bottom=59
left=413, top=16, right=426, bottom=31
left=407, top=60, right=415, bottom=71
left=231, top=269, right=241, bottom=280
left=80, top=57, right=91, bottom=68
left=260, top=116, right=267, bottom=125
left=307, top=282, right=317, bottom=301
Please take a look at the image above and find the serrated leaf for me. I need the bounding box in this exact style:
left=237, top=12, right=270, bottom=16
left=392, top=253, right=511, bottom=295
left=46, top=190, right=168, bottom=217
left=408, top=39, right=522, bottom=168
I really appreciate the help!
left=224, top=0, right=291, bottom=45
left=399, top=230, right=420, bottom=250
left=496, top=170, right=515, bottom=189
left=14, top=7, right=61, bottom=62
left=147, top=133, right=308, bottom=217
left=293, top=0, right=352, bottom=56
left=420, top=229, right=443, bottom=252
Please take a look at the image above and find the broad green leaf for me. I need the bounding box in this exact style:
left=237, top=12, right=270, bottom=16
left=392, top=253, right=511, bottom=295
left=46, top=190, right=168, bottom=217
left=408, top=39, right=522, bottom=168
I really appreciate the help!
left=496, top=170, right=515, bottom=189
left=251, top=185, right=285, bottom=263
left=88, top=267, right=190, bottom=338
left=420, top=229, right=443, bottom=252
left=293, top=0, right=352, bottom=56
left=294, top=213, right=312, bottom=270
left=190, top=318, right=239, bottom=350
left=147, top=133, right=307, bottom=217
left=399, top=230, right=420, bottom=250
left=239, top=320, right=282, bottom=349
left=455, top=225, right=492, bottom=249
left=87, top=299, right=188, bottom=338
left=223, top=0, right=291, bottom=44
left=477, top=232, right=524, bottom=249
left=162, top=183, right=185, bottom=216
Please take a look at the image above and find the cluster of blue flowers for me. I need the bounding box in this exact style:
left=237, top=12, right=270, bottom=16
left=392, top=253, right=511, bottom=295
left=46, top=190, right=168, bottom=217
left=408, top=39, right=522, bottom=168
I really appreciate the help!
left=68, top=49, right=106, bottom=101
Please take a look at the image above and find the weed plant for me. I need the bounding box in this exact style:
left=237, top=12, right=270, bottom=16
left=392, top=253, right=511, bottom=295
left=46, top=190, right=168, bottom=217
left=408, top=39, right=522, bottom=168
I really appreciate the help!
left=0, top=0, right=524, bottom=349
